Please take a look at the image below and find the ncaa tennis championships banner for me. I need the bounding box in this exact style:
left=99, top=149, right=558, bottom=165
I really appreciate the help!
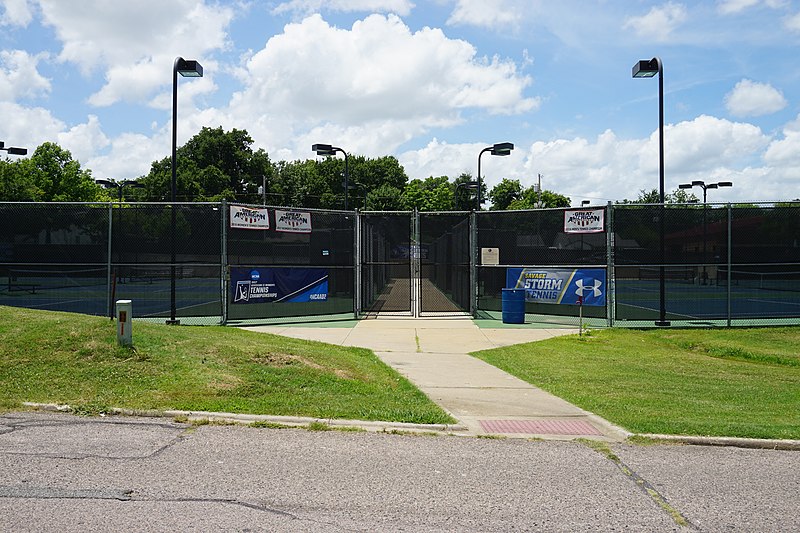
left=231, top=267, right=328, bottom=304
left=507, top=267, right=606, bottom=306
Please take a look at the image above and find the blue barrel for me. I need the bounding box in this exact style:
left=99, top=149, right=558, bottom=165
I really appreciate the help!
left=501, top=288, right=526, bottom=324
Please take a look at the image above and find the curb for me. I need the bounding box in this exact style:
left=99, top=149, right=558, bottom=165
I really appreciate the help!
left=636, top=433, right=800, bottom=451
left=20, top=403, right=800, bottom=450
left=21, top=403, right=469, bottom=435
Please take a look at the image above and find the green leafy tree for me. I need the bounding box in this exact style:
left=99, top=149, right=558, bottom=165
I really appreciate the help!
left=488, top=178, right=522, bottom=210
left=508, top=187, right=571, bottom=209
left=622, top=188, right=699, bottom=204
left=26, top=142, right=106, bottom=201
left=402, top=176, right=454, bottom=211
left=138, top=126, right=273, bottom=202
left=0, top=158, right=41, bottom=201
left=452, top=173, right=483, bottom=211
left=366, top=183, right=403, bottom=210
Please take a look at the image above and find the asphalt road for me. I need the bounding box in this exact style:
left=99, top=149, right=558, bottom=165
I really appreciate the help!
left=0, top=412, right=797, bottom=532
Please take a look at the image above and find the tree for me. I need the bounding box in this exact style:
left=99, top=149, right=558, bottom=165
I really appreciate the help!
left=366, top=183, right=403, bottom=210
left=24, top=142, right=106, bottom=202
left=402, top=176, right=454, bottom=211
left=488, top=178, right=522, bottom=210
left=0, top=158, right=41, bottom=201
left=507, top=187, right=571, bottom=209
left=622, top=188, right=699, bottom=204
left=452, top=173, right=482, bottom=211
left=138, top=126, right=273, bottom=202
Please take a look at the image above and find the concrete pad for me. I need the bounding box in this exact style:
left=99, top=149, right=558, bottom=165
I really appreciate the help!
left=243, top=317, right=628, bottom=441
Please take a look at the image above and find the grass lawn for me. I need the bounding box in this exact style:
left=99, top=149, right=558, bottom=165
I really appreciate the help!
left=0, top=306, right=454, bottom=425
left=472, top=327, right=800, bottom=440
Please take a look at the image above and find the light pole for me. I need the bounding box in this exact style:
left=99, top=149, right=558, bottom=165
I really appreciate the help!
left=455, top=181, right=480, bottom=210
left=477, top=142, right=514, bottom=211
left=169, top=57, right=203, bottom=325
left=678, top=180, right=733, bottom=284
left=312, top=144, right=350, bottom=210
left=96, top=179, right=144, bottom=202
left=632, top=57, right=669, bottom=326
left=0, top=141, right=28, bottom=156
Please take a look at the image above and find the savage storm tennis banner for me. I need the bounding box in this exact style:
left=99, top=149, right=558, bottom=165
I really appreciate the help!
left=231, top=267, right=328, bottom=304
left=506, top=268, right=606, bottom=306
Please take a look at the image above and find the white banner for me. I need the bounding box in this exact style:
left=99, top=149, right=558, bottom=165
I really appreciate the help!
left=230, top=205, right=269, bottom=230
left=564, top=209, right=604, bottom=233
left=275, top=209, right=312, bottom=233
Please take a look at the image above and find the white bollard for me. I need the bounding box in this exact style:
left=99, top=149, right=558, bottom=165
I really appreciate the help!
left=116, top=299, right=133, bottom=347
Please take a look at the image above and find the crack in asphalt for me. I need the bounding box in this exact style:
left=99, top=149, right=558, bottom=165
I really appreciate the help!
left=0, top=414, right=189, bottom=460
left=582, top=441, right=696, bottom=530
left=0, top=486, right=360, bottom=530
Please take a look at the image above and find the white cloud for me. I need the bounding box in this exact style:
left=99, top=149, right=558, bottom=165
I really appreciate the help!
left=447, top=0, right=524, bottom=31
left=227, top=14, right=537, bottom=158
left=724, top=79, right=787, bottom=117
left=0, top=101, right=66, bottom=151
left=56, top=115, right=110, bottom=166
left=272, top=0, right=414, bottom=17
left=623, top=2, right=687, bottom=41
left=400, top=116, right=774, bottom=204
left=86, top=131, right=166, bottom=180
left=0, top=0, right=33, bottom=27
left=718, top=0, right=786, bottom=15
left=37, top=0, right=233, bottom=106
left=0, top=50, right=50, bottom=101
left=784, top=12, right=800, bottom=32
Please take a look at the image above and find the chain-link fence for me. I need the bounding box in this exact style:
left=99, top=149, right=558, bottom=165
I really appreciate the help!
left=2, top=201, right=798, bottom=327
left=0, top=202, right=355, bottom=325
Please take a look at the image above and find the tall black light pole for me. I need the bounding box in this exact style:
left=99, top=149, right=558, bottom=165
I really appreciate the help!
left=679, top=180, right=733, bottom=285
left=169, top=57, right=203, bottom=325
left=312, top=144, right=350, bottom=210
left=476, top=142, right=514, bottom=211
left=0, top=141, right=28, bottom=156
left=633, top=57, right=669, bottom=326
left=96, top=179, right=144, bottom=202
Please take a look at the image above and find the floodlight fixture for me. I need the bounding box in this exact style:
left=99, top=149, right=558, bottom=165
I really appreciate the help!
left=477, top=142, right=515, bottom=210
left=312, top=143, right=350, bottom=209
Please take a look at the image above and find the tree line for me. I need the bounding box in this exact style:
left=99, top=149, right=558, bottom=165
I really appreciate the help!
left=1, top=126, right=701, bottom=209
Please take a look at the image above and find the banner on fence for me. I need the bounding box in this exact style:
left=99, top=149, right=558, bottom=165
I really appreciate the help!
left=275, top=210, right=312, bottom=233
left=229, top=205, right=269, bottom=230
left=564, top=209, right=604, bottom=233
left=507, top=267, right=606, bottom=306
left=231, top=267, right=328, bottom=304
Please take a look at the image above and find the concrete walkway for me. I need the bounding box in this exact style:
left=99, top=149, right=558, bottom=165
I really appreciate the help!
left=243, top=318, right=630, bottom=441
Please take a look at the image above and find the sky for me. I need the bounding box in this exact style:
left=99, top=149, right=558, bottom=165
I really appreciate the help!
left=1, top=0, right=799, bottom=206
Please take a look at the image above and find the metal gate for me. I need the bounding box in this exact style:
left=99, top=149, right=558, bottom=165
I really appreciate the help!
left=418, top=212, right=471, bottom=316
left=359, top=211, right=471, bottom=317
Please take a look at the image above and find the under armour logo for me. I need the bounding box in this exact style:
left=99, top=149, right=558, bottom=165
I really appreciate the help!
left=575, top=278, right=602, bottom=298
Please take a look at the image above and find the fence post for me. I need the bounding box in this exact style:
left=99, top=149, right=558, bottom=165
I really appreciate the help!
left=106, top=202, right=113, bottom=319
left=727, top=203, right=732, bottom=327
left=221, top=200, right=228, bottom=325
left=469, top=210, right=477, bottom=317
left=606, top=201, right=614, bottom=327
left=354, top=209, right=361, bottom=319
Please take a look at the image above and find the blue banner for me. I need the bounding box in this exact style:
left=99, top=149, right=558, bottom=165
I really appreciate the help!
left=506, top=268, right=606, bottom=306
left=231, top=267, right=328, bottom=304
